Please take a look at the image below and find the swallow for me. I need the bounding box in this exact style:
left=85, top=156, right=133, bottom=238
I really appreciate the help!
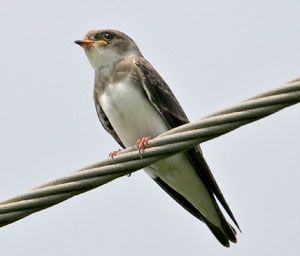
left=75, top=29, right=239, bottom=247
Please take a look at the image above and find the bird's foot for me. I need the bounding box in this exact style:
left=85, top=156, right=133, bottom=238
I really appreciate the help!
left=109, top=149, right=122, bottom=160
left=136, top=136, right=151, bottom=156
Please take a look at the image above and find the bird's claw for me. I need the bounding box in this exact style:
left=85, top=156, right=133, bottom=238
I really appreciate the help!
left=109, top=149, right=122, bottom=160
left=136, top=136, right=151, bottom=156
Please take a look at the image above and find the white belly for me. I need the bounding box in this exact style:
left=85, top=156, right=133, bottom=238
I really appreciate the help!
left=98, top=79, right=221, bottom=226
left=99, top=79, right=169, bottom=147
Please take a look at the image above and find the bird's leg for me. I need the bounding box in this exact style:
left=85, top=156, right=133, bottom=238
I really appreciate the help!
left=109, top=149, right=122, bottom=160
left=136, top=136, right=151, bottom=156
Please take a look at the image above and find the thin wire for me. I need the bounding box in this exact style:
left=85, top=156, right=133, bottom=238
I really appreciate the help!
left=0, top=77, right=299, bottom=227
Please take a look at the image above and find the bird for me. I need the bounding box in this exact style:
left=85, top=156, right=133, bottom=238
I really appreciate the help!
left=75, top=29, right=239, bottom=247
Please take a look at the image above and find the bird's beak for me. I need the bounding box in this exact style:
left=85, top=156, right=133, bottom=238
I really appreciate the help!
left=74, top=39, right=94, bottom=47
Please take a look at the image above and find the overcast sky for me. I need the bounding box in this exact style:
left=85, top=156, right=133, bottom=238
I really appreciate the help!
left=0, top=1, right=299, bottom=255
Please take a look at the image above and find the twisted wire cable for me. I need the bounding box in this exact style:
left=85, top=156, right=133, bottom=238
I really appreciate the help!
left=0, top=77, right=299, bottom=228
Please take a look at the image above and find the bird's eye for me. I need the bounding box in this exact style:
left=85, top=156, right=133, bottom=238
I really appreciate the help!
left=102, top=32, right=114, bottom=40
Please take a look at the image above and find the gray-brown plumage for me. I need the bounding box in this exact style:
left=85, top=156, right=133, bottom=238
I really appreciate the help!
left=75, top=29, right=239, bottom=247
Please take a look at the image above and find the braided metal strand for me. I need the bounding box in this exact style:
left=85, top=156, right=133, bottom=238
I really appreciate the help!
left=0, top=77, right=299, bottom=227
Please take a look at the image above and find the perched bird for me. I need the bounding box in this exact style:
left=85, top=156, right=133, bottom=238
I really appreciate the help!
left=75, top=29, right=239, bottom=247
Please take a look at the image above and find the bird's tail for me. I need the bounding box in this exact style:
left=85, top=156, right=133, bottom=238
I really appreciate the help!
left=204, top=206, right=237, bottom=247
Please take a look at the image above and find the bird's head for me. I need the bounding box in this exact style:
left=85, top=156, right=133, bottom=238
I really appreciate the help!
left=75, top=29, right=141, bottom=70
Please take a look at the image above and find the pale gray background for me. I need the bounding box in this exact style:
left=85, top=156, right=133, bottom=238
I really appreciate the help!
left=0, top=1, right=299, bottom=255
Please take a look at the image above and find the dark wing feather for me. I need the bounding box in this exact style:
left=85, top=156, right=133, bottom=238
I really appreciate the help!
left=134, top=57, right=239, bottom=230
left=134, top=57, right=189, bottom=127
left=94, top=91, right=125, bottom=149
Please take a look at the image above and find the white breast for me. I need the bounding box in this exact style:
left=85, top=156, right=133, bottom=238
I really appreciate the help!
left=99, top=78, right=169, bottom=147
left=99, top=78, right=221, bottom=225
